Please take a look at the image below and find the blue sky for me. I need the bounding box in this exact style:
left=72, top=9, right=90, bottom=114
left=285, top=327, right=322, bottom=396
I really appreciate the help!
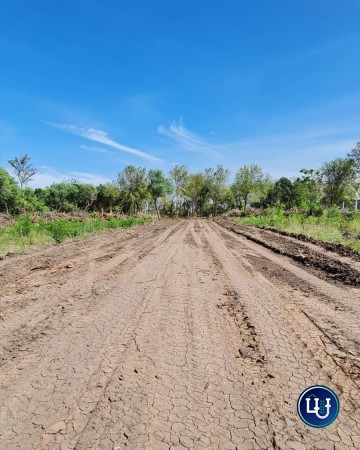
left=1, top=0, right=360, bottom=187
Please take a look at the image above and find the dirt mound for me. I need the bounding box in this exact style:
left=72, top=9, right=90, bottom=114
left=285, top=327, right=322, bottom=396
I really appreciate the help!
left=217, top=218, right=360, bottom=286
left=0, top=214, right=15, bottom=227
left=261, top=225, right=360, bottom=261
left=222, top=208, right=264, bottom=218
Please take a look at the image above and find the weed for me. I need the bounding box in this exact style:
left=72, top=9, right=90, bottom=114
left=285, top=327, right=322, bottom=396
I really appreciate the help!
left=235, top=209, right=360, bottom=253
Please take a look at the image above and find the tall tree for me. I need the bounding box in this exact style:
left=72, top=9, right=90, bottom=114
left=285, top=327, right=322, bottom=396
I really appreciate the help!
left=96, top=184, right=119, bottom=213
left=77, top=184, right=97, bottom=211
left=348, top=142, right=360, bottom=173
left=205, top=165, right=230, bottom=217
left=169, top=164, right=189, bottom=218
left=116, top=165, right=148, bottom=214
left=231, top=164, right=270, bottom=210
left=272, top=177, right=294, bottom=208
left=293, top=169, right=322, bottom=210
left=0, top=167, right=20, bottom=214
left=8, top=154, right=37, bottom=189
left=321, top=158, right=357, bottom=206
left=148, top=169, right=173, bottom=219
left=184, top=173, right=211, bottom=216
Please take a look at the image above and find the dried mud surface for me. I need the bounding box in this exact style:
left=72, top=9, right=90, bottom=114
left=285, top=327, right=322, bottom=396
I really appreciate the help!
left=0, top=219, right=360, bottom=449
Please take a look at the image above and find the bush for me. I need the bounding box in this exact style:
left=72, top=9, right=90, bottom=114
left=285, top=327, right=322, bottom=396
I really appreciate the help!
left=13, top=215, right=33, bottom=237
left=44, top=220, right=72, bottom=243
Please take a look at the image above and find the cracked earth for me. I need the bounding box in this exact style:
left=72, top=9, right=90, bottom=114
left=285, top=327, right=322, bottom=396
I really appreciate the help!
left=0, top=219, right=360, bottom=449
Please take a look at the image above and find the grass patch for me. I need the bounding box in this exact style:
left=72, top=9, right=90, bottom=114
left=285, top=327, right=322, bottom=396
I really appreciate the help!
left=234, top=208, right=360, bottom=254
left=0, top=216, right=152, bottom=256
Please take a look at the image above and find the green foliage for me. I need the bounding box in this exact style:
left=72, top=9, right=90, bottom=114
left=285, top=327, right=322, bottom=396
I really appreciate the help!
left=270, top=177, right=294, bottom=208
left=205, top=165, right=230, bottom=216
left=8, top=154, right=37, bottom=189
left=169, top=164, right=189, bottom=217
left=43, top=220, right=72, bottom=243
left=12, top=215, right=33, bottom=237
left=0, top=216, right=152, bottom=254
left=348, top=142, right=360, bottom=174
left=321, top=158, right=357, bottom=206
left=0, top=167, right=21, bottom=213
left=116, top=165, right=148, bottom=214
left=183, top=172, right=211, bottom=216
left=23, top=187, right=46, bottom=212
left=96, top=183, right=119, bottom=212
left=148, top=169, right=173, bottom=218
left=235, top=208, right=360, bottom=253
left=3, top=151, right=360, bottom=221
left=231, top=164, right=271, bottom=210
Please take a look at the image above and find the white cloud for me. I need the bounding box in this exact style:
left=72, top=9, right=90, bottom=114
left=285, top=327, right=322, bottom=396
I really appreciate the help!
left=157, top=120, right=220, bottom=157
left=80, top=144, right=113, bottom=154
left=29, top=167, right=112, bottom=188
left=46, top=122, right=161, bottom=162
left=223, top=124, right=360, bottom=179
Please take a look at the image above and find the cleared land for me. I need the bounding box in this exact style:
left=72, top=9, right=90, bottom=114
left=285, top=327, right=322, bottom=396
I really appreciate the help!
left=0, top=219, right=360, bottom=449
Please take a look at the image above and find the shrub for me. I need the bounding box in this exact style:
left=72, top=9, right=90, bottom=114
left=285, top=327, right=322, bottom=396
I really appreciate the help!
left=13, top=215, right=33, bottom=237
left=44, top=220, right=72, bottom=243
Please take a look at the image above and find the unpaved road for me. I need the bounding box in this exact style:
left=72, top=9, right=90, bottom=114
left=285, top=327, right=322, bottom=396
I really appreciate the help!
left=1, top=220, right=360, bottom=449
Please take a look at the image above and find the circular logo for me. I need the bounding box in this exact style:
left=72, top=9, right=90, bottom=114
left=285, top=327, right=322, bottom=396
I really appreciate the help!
left=297, top=385, right=339, bottom=428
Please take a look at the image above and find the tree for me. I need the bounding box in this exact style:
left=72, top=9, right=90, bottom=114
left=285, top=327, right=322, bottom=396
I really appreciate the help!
left=116, top=165, right=148, bottom=214
left=348, top=142, right=360, bottom=173
left=271, top=177, right=294, bottom=208
left=0, top=167, right=20, bottom=214
left=8, top=154, right=37, bottom=189
left=147, top=169, right=173, bottom=219
left=292, top=169, right=322, bottom=211
left=77, top=184, right=97, bottom=211
left=22, top=187, right=46, bottom=212
left=321, top=158, right=357, bottom=206
left=96, top=184, right=119, bottom=213
left=169, top=165, right=189, bottom=218
left=183, top=173, right=211, bottom=216
left=205, top=165, right=230, bottom=216
left=42, top=181, right=80, bottom=212
left=231, top=164, right=270, bottom=210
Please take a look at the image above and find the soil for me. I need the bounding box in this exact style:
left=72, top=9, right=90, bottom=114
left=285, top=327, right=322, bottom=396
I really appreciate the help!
left=0, top=213, right=15, bottom=227
left=0, top=219, right=360, bottom=449
left=217, top=219, right=360, bottom=286
left=258, top=225, right=360, bottom=261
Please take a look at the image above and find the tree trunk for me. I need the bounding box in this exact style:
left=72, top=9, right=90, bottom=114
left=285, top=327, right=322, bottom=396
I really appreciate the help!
left=154, top=198, right=160, bottom=220
left=243, top=195, right=248, bottom=211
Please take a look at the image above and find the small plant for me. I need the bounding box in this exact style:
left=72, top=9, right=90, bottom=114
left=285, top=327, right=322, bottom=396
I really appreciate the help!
left=0, top=216, right=153, bottom=255
left=44, top=220, right=71, bottom=243
left=13, top=215, right=33, bottom=237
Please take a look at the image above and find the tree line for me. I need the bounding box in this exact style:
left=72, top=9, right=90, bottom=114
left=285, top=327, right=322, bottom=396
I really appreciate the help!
left=1, top=142, right=360, bottom=217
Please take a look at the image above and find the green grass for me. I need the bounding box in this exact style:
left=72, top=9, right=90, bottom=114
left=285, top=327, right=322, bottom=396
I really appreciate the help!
left=0, top=216, right=152, bottom=256
left=234, top=208, right=360, bottom=254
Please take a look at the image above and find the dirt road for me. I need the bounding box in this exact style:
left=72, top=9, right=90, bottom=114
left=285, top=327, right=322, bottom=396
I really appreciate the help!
left=1, top=220, right=360, bottom=449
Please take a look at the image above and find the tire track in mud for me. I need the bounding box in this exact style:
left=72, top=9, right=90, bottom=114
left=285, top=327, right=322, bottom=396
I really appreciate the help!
left=205, top=221, right=360, bottom=449
left=1, top=219, right=360, bottom=449
left=0, top=222, right=188, bottom=449
left=75, top=222, right=272, bottom=449
left=0, top=222, right=182, bottom=370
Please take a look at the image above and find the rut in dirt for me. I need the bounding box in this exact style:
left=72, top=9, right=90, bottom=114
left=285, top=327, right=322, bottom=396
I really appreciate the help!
left=0, top=219, right=360, bottom=449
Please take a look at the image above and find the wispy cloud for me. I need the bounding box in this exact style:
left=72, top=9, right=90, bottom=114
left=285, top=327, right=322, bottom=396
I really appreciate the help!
left=47, top=122, right=161, bottom=162
left=222, top=122, right=360, bottom=178
left=29, top=166, right=112, bottom=188
left=80, top=144, right=113, bottom=154
left=157, top=120, right=220, bottom=157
